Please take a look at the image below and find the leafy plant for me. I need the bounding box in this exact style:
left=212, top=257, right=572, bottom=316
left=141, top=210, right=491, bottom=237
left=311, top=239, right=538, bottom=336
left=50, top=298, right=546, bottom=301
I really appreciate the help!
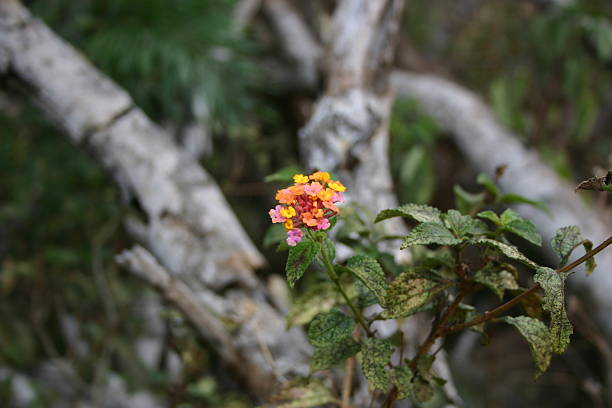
left=269, top=170, right=611, bottom=406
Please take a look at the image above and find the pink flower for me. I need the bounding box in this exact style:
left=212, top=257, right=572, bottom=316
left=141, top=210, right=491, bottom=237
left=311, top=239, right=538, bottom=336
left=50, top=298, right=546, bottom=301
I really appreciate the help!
left=304, top=182, right=322, bottom=196
left=287, top=228, right=303, bottom=246
left=316, top=218, right=330, bottom=230
left=331, top=192, right=345, bottom=203
left=269, top=205, right=285, bottom=223
left=322, top=201, right=339, bottom=213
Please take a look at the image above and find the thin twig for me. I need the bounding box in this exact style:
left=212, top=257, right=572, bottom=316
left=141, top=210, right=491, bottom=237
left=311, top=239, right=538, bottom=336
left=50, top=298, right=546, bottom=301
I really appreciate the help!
left=446, top=234, right=612, bottom=334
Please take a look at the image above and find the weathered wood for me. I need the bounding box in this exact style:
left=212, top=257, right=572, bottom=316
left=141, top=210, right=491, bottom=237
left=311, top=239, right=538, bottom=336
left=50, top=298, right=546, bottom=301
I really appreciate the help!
left=0, top=2, right=311, bottom=399
left=392, top=71, right=612, bottom=337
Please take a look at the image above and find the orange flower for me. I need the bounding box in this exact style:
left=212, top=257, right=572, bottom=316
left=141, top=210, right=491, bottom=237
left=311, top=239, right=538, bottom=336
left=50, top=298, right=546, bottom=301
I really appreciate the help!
left=317, top=188, right=334, bottom=202
left=275, top=188, right=295, bottom=204
left=309, top=171, right=330, bottom=182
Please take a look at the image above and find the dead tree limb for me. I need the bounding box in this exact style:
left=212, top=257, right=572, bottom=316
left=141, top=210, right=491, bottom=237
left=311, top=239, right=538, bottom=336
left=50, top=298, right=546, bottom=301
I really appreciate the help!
left=392, top=70, right=612, bottom=338
left=0, top=0, right=310, bottom=399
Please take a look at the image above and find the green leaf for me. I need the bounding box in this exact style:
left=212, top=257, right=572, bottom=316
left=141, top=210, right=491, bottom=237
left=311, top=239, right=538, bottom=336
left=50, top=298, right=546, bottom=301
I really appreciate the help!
left=454, top=185, right=486, bottom=215
left=401, top=223, right=463, bottom=249
left=469, top=238, right=538, bottom=269
left=444, top=209, right=488, bottom=237
left=361, top=338, right=393, bottom=391
left=413, top=377, right=434, bottom=403
left=398, top=146, right=436, bottom=205
left=504, top=316, right=552, bottom=377
left=345, top=255, right=388, bottom=306
left=287, top=283, right=342, bottom=328
left=263, top=224, right=287, bottom=248
left=374, top=203, right=443, bottom=225
left=382, top=272, right=451, bottom=319
left=272, top=378, right=338, bottom=408
left=583, top=240, right=596, bottom=276
left=310, top=337, right=360, bottom=372
left=264, top=166, right=302, bottom=182
left=307, top=309, right=354, bottom=347
left=390, top=366, right=414, bottom=400
left=477, top=210, right=501, bottom=225
left=552, top=226, right=582, bottom=265
left=533, top=267, right=573, bottom=354
left=474, top=265, right=519, bottom=299
left=498, top=193, right=548, bottom=212
left=500, top=209, right=542, bottom=246
left=477, top=173, right=500, bottom=196
left=286, top=240, right=320, bottom=288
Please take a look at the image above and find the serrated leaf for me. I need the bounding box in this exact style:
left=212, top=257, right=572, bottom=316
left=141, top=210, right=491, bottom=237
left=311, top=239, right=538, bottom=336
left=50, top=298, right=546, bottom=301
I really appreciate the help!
left=374, top=203, right=443, bottom=225
left=444, top=209, right=488, bottom=237
left=264, top=166, right=302, bottom=182
left=401, top=223, right=463, bottom=249
left=390, top=366, right=414, bottom=400
left=416, top=354, right=435, bottom=379
left=469, top=238, right=537, bottom=269
left=413, top=377, right=434, bottom=403
left=477, top=173, right=500, bottom=196
left=474, top=265, right=519, bottom=299
left=551, top=226, right=596, bottom=274
left=310, top=337, right=360, bottom=372
left=477, top=210, right=501, bottom=225
left=272, top=378, right=338, bottom=408
left=500, top=209, right=542, bottom=246
left=361, top=338, right=393, bottom=391
left=534, top=267, right=573, bottom=354
left=287, top=283, right=342, bottom=328
left=264, top=224, right=287, bottom=248
left=504, top=316, right=552, bottom=377
left=307, top=309, right=355, bottom=347
left=454, top=185, right=486, bottom=215
left=551, top=226, right=582, bottom=265
left=382, top=272, right=451, bottom=319
left=346, top=255, right=387, bottom=306
left=286, top=240, right=320, bottom=288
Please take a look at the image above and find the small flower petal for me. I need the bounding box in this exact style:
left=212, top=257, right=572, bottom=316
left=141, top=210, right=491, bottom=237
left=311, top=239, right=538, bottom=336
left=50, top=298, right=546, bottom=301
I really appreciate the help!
left=328, top=180, right=346, bottom=192
left=287, top=228, right=303, bottom=246
left=293, top=174, right=309, bottom=184
left=309, top=171, right=330, bottom=182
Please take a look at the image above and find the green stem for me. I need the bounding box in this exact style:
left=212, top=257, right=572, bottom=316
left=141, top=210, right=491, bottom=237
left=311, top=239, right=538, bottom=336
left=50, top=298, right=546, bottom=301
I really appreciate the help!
left=314, top=231, right=373, bottom=337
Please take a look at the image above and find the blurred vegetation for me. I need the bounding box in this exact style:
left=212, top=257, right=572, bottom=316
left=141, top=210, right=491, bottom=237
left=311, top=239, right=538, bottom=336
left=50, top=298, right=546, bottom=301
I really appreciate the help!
left=1, top=0, right=611, bottom=406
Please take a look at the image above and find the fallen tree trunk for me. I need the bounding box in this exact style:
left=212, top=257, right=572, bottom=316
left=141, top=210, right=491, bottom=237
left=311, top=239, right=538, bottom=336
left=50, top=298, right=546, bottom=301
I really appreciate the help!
left=0, top=0, right=310, bottom=399
left=392, top=70, right=612, bottom=338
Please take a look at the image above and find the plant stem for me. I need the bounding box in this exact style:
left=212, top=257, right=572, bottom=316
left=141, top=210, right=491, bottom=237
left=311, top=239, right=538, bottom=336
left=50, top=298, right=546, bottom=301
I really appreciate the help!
left=445, top=234, right=612, bottom=334
left=316, top=232, right=373, bottom=337
left=408, top=285, right=472, bottom=371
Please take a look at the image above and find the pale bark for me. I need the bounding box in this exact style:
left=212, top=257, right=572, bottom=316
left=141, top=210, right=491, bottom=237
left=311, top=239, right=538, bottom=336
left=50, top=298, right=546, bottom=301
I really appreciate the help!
left=392, top=71, right=612, bottom=337
left=299, top=0, right=409, bottom=257
left=295, top=1, right=463, bottom=406
left=0, top=1, right=310, bottom=399
left=263, top=0, right=322, bottom=88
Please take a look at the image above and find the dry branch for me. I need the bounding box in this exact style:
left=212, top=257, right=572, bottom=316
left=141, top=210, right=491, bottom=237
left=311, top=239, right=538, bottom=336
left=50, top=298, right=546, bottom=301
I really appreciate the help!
left=0, top=1, right=310, bottom=399
left=392, top=71, right=612, bottom=337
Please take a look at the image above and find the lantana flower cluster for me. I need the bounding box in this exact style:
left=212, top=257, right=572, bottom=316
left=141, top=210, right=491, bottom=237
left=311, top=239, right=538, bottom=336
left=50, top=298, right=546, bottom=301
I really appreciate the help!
left=269, top=171, right=346, bottom=246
